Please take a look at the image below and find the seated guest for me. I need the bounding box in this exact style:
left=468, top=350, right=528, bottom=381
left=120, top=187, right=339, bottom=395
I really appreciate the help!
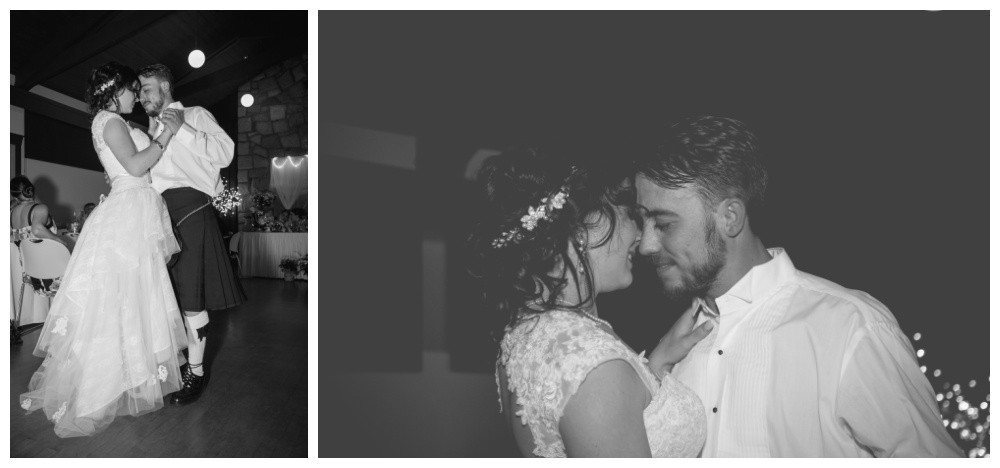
left=10, top=176, right=69, bottom=250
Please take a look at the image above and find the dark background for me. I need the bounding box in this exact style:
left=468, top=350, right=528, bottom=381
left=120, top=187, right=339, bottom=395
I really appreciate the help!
left=322, top=11, right=988, bottom=456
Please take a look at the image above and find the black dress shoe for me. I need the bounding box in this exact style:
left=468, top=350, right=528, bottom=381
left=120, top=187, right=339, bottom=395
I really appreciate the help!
left=168, top=365, right=209, bottom=406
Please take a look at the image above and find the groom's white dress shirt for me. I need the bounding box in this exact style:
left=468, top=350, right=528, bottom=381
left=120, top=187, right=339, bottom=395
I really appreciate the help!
left=672, top=248, right=962, bottom=457
left=149, top=101, right=234, bottom=197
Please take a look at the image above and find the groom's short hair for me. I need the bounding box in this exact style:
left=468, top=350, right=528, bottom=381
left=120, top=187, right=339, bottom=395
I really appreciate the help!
left=635, top=116, right=768, bottom=217
left=138, top=64, right=175, bottom=95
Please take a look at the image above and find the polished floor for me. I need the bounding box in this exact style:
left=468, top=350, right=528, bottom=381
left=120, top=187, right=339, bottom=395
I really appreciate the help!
left=10, top=278, right=308, bottom=457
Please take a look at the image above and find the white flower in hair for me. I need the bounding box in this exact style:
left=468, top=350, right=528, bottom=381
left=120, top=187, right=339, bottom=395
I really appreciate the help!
left=490, top=165, right=579, bottom=249
left=96, top=79, right=115, bottom=94
left=550, top=192, right=567, bottom=209
left=493, top=187, right=570, bottom=249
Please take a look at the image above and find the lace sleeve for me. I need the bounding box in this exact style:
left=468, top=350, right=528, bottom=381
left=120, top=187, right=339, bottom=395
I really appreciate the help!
left=91, top=110, right=124, bottom=153
left=502, top=313, right=634, bottom=457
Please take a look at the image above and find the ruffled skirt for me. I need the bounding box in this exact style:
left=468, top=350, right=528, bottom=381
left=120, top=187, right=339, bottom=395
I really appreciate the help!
left=19, top=176, right=188, bottom=438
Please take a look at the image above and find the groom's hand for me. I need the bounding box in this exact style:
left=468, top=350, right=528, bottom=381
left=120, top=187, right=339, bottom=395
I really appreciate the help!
left=647, top=300, right=715, bottom=380
left=161, top=109, right=186, bottom=134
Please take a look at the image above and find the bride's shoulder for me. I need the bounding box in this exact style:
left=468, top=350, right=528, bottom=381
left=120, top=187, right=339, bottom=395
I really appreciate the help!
left=91, top=110, right=124, bottom=131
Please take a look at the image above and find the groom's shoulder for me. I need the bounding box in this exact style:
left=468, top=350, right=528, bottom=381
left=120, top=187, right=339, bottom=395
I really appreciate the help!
left=786, top=269, right=899, bottom=328
left=182, top=105, right=210, bottom=115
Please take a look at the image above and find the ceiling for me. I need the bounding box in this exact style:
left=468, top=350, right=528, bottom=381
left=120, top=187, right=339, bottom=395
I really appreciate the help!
left=12, top=11, right=307, bottom=119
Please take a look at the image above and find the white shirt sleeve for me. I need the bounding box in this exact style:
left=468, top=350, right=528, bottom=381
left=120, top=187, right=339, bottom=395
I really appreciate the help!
left=173, top=107, right=235, bottom=167
left=835, top=321, right=963, bottom=457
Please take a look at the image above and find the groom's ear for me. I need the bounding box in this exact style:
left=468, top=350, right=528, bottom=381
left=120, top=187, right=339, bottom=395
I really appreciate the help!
left=160, top=81, right=171, bottom=96
left=718, top=198, right=747, bottom=238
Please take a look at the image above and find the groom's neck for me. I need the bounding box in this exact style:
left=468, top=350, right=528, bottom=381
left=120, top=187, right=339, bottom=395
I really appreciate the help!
left=161, top=95, right=176, bottom=112
left=704, top=234, right=771, bottom=306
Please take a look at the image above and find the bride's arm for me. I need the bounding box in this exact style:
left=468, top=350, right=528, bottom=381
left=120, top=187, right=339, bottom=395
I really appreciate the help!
left=103, top=118, right=173, bottom=177
left=559, top=360, right=652, bottom=457
left=647, top=301, right=714, bottom=378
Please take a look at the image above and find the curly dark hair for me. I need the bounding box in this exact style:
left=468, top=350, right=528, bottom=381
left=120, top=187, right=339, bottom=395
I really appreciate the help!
left=635, top=116, right=768, bottom=216
left=11, top=175, right=34, bottom=199
left=467, top=147, right=635, bottom=341
left=85, top=61, right=140, bottom=117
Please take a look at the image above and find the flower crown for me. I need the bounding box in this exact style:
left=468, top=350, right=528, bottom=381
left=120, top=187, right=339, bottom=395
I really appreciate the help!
left=491, top=167, right=578, bottom=249
left=96, top=79, right=116, bottom=94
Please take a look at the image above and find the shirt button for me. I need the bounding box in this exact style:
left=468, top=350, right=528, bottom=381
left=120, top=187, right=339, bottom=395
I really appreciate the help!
left=717, top=349, right=723, bottom=355
left=712, top=407, right=718, bottom=413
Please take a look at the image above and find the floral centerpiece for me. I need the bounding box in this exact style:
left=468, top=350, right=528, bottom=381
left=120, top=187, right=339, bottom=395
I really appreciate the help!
left=246, top=190, right=278, bottom=231
left=279, top=253, right=307, bottom=281
left=250, top=190, right=276, bottom=211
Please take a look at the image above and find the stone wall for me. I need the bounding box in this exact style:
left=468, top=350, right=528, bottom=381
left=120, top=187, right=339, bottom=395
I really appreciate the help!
left=236, top=52, right=307, bottom=228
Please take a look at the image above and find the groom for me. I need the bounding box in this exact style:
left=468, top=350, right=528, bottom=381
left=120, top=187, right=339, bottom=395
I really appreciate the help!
left=138, top=64, right=247, bottom=406
left=636, top=116, right=961, bottom=457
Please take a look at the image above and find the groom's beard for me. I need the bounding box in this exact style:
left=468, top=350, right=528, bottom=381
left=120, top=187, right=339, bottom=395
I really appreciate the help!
left=658, top=221, right=727, bottom=302
left=142, top=94, right=164, bottom=117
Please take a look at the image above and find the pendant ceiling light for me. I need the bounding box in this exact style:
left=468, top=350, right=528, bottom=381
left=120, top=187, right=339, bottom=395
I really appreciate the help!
left=188, top=49, right=206, bottom=68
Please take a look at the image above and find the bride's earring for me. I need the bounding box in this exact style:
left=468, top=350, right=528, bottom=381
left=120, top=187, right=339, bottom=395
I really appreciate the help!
left=574, top=234, right=587, bottom=276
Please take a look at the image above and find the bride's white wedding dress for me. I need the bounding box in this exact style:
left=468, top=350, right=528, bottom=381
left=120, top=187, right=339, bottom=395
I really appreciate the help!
left=499, top=309, right=707, bottom=457
left=19, top=110, right=188, bottom=438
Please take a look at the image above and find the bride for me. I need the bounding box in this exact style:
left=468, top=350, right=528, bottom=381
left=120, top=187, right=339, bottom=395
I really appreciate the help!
left=19, top=62, right=188, bottom=437
left=469, top=148, right=712, bottom=457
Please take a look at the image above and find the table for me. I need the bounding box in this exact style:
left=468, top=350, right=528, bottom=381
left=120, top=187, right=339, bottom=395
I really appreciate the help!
left=237, top=232, right=308, bottom=279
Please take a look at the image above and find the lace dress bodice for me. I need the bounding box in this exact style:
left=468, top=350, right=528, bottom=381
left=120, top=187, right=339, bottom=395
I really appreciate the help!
left=498, top=310, right=707, bottom=457
left=91, top=110, right=152, bottom=184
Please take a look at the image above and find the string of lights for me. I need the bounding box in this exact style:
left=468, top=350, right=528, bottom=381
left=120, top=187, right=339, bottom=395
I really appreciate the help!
left=912, top=332, right=990, bottom=458
left=272, top=156, right=305, bottom=169
left=211, top=179, right=242, bottom=216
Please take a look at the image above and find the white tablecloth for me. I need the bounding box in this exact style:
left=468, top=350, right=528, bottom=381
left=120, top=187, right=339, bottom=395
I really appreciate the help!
left=237, top=232, right=307, bottom=279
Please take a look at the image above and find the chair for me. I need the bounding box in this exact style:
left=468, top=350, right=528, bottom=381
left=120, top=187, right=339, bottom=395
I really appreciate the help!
left=10, top=242, right=24, bottom=344
left=229, top=231, right=243, bottom=277
left=13, top=239, right=71, bottom=345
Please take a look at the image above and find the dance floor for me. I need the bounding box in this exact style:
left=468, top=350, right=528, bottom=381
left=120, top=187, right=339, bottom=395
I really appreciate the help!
left=9, top=278, right=308, bottom=457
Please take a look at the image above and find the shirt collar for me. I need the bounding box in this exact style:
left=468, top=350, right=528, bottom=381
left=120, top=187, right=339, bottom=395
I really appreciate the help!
left=718, top=247, right=796, bottom=307
left=152, top=102, right=185, bottom=129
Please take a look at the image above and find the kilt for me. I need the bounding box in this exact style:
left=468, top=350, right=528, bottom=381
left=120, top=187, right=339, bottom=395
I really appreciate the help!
left=161, top=187, right=246, bottom=311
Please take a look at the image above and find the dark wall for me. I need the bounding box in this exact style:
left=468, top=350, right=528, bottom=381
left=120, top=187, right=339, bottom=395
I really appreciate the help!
left=327, top=158, right=423, bottom=372
left=24, top=111, right=98, bottom=171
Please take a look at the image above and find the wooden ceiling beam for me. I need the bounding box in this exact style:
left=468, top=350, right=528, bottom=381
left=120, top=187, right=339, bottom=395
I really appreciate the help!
left=16, top=11, right=176, bottom=90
